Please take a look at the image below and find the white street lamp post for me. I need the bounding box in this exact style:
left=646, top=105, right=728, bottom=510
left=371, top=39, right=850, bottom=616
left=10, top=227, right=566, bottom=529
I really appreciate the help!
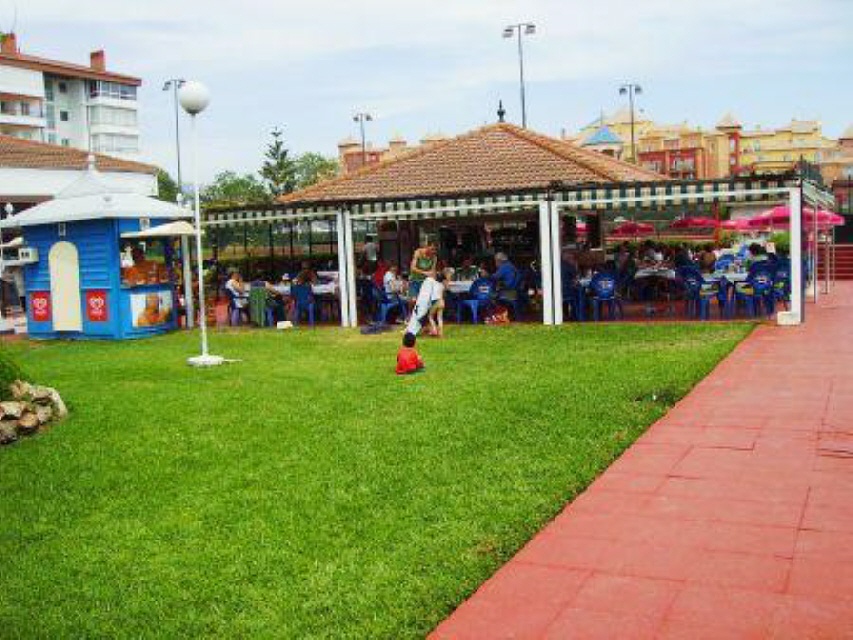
left=179, top=81, right=225, bottom=367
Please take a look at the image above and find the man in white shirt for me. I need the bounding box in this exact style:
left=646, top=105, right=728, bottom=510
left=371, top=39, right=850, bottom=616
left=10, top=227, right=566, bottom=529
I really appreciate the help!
left=363, top=235, right=379, bottom=266
left=383, top=265, right=401, bottom=297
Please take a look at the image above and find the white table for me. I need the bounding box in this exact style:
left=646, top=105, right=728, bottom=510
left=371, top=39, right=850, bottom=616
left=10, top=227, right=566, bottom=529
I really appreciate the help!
left=447, top=280, right=475, bottom=294
left=707, top=272, right=749, bottom=283
left=634, top=268, right=677, bottom=280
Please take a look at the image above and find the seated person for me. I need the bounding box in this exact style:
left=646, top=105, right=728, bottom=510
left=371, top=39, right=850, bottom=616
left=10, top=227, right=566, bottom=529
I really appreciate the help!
left=673, top=245, right=694, bottom=269
left=492, top=252, right=520, bottom=301
left=383, top=264, right=403, bottom=298
left=295, top=260, right=318, bottom=285
left=396, top=332, right=424, bottom=375
left=746, top=242, right=768, bottom=267
left=698, top=244, right=717, bottom=273
left=456, top=256, right=480, bottom=281
left=225, top=270, right=249, bottom=316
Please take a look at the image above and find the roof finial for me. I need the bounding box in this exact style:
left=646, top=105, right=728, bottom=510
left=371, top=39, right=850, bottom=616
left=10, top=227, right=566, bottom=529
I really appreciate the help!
left=86, top=153, right=96, bottom=172
left=497, top=100, right=506, bottom=123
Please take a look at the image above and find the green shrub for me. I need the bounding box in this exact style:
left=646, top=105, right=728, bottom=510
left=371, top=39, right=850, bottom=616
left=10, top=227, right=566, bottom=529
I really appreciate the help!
left=769, top=231, right=791, bottom=255
left=0, top=345, right=24, bottom=400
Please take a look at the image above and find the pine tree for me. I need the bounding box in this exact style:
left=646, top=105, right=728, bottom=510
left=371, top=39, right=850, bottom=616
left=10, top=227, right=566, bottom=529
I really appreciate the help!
left=260, top=128, right=297, bottom=198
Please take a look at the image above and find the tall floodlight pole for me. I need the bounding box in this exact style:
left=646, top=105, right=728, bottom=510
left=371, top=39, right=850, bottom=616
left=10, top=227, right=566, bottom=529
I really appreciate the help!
left=503, top=22, right=536, bottom=128
left=162, top=79, right=186, bottom=187
left=619, top=83, right=642, bottom=163
left=179, top=81, right=224, bottom=367
left=353, top=112, right=373, bottom=167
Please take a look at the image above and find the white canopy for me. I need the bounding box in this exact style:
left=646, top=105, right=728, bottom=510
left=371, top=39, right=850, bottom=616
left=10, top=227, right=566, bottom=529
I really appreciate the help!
left=0, top=157, right=190, bottom=229
left=120, top=220, right=198, bottom=239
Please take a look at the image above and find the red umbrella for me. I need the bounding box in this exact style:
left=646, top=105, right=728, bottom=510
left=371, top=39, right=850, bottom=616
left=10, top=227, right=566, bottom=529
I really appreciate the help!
left=747, top=205, right=845, bottom=230
left=610, top=221, right=655, bottom=237
left=670, top=216, right=720, bottom=229
left=720, top=218, right=752, bottom=231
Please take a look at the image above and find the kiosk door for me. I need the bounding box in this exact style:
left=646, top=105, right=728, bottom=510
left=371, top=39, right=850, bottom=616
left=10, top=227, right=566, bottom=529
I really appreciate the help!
left=49, top=241, right=82, bottom=331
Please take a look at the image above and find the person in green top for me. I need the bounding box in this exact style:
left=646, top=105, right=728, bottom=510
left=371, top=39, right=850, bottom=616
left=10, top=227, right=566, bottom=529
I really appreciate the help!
left=408, top=243, right=437, bottom=300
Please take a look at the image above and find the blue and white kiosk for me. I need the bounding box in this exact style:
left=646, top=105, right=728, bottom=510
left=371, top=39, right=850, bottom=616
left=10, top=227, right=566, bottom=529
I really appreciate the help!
left=0, top=158, right=195, bottom=340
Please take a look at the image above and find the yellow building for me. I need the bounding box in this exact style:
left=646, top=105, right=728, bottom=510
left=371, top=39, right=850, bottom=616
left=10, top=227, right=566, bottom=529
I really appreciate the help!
left=740, top=119, right=835, bottom=174
left=573, top=111, right=837, bottom=180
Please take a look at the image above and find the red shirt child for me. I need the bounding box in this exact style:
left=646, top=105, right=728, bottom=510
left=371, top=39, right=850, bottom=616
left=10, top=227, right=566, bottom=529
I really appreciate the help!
left=396, top=332, right=424, bottom=375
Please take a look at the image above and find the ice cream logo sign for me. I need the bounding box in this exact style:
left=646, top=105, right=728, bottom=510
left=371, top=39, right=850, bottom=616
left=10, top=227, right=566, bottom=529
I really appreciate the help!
left=85, top=290, right=109, bottom=322
left=30, top=292, right=51, bottom=322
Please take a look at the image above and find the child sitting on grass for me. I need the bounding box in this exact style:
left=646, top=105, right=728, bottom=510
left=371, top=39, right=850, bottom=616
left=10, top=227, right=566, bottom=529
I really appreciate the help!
left=396, top=332, right=424, bottom=375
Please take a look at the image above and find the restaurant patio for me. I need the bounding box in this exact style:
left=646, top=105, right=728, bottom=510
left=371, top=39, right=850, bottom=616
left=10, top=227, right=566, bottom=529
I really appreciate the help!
left=202, top=123, right=836, bottom=328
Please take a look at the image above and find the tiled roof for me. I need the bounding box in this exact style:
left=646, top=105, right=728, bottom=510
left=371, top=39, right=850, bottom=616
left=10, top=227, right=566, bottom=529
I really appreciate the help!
left=0, top=51, right=141, bottom=85
left=279, top=123, right=664, bottom=204
left=0, top=136, right=158, bottom=174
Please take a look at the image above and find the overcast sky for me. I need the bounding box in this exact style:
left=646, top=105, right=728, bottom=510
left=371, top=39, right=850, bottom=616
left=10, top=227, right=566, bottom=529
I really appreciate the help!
left=14, top=0, right=853, bottom=183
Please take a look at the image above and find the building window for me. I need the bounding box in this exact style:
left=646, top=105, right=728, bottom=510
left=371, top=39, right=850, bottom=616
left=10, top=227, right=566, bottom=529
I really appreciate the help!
left=88, top=105, right=138, bottom=127
left=45, top=83, right=54, bottom=101
left=91, top=133, right=139, bottom=153
left=61, top=138, right=70, bottom=147
left=48, top=133, right=57, bottom=144
left=58, top=82, right=67, bottom=94
left=60, top=110, right=69, bottom=122
left=46, top=104, right=56, bottom=128
left=88, top=80, right=137, bottom=101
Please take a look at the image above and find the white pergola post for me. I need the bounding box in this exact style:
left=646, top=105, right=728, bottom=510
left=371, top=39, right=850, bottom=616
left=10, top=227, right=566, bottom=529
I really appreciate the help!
left=538, top=201, right=554, bottom=325
left=778, top=187, right=803, bottom=325
left=335, top=210, right=351, bottom=328
left=181, top=235, right=195, bottom=329
left=549, top=202, right=563, bottom=324
left=343, top=210, right=358, bottom=327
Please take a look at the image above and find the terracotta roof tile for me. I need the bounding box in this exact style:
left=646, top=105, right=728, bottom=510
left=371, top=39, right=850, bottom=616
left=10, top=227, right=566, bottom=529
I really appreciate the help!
left=0, top=135, right=158, bottom=174
left=279, top=123, right=665, bottom=204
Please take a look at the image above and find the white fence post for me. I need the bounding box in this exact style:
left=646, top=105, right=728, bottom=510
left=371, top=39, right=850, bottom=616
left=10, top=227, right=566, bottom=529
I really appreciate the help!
left=538, top=201, right=554, bottom=325
left=778, top=187, right=803, bottom=325
left=335, top=210, right=350, bottom=328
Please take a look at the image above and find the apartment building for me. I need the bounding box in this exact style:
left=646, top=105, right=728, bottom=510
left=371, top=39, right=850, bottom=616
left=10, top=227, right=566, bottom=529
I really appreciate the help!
left=0, top=33, right=141, bottom=158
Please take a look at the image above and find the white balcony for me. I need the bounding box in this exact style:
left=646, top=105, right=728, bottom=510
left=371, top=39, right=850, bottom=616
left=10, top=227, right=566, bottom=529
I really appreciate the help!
left=0, top=112, right=47, bottom=129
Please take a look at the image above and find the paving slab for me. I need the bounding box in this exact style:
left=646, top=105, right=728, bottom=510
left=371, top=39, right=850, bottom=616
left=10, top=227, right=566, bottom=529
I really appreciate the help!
left=432, top=283, right=853, bottom=639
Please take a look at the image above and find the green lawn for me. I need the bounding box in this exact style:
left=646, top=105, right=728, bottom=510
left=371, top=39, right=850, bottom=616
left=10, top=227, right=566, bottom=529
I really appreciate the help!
left=0, top=322, right=751, bottom=638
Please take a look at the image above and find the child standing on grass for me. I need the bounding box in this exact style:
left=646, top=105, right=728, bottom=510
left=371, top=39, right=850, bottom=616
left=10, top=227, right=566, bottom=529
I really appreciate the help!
left=396, top=332, right=424, bottom=375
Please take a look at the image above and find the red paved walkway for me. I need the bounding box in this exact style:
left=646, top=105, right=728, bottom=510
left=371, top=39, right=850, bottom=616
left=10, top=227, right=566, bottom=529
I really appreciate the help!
left=433, top=284, right=853, bottom=639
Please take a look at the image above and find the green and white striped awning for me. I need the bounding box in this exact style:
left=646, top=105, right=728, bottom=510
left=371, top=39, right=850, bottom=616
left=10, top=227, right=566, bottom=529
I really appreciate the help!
left=201, top=176, right=832, bottom=227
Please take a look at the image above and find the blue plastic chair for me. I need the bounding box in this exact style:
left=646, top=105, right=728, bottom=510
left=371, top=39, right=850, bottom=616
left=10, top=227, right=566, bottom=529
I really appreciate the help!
left=772, top=259, right=791, bottom=309
left=590, top=272, right=623, bottom=321
left=563, top=278, right=585, bottom=321
left=457, top=278, right=495, bottom=323
left=733, top=265, right=775, bottom=317
left=714, top=255, right=735, bottom=272
left=290, top=283, right=317, bottom=326
left=373, top=284, right=406, bottom=324
left=677, top=267, right=722, bottom=320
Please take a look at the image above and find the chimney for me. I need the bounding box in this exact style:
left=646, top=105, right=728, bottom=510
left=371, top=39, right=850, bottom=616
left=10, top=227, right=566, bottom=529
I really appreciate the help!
left=90, top=50, right=106, bottom=71
left=1, top=32, right=18, bottom=55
